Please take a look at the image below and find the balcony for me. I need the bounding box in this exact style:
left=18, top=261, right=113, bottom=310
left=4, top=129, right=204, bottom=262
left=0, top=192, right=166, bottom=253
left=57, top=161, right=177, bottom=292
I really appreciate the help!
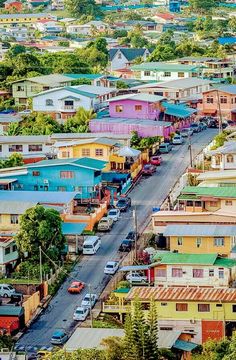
left=60, top=105, right=76, bottom=112
left=103, top=303, right=130, bottom=313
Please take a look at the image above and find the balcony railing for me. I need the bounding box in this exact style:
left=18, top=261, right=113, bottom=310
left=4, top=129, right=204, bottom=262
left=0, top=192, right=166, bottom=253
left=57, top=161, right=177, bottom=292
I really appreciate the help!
left=103, top=304, right=130, bottom=312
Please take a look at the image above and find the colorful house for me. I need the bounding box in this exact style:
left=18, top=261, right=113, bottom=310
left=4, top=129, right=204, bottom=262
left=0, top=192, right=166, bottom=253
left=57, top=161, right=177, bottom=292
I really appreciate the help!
left=163, top=224, right=236, bottom=257
left=4, top=0, right=23, bottom=11
left=0, top=13, right=53, bottom=27
left=0, top=236, right=18, bottom=275
left=197, top=169, right=236, bottom=187
left=210, top=142, right=236, bottom=170
left=151, top=252, right=236, bottom=287
left=109, top=48, right=151, bottom=71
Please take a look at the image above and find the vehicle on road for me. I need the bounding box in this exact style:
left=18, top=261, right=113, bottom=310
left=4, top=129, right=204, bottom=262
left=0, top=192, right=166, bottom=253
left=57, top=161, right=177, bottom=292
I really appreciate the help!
left=97, top=217, right=113, bottom=231
left=19, top=109, right=32, bottom=115
left=119, top=239, right=133, bottom=252
left=142, top=164, right=156, bottom=176
left=172, top=134, right=183, bottom=145
left=208, top=119, right=218, bottom=128
left=199, top=122, right=207, bottom=131
left=81, top=293, right=98, bottom=308
left=150, top=155, right=162, bottom=166
left=104, top=261, right=119, bottom=275
left=159, top=143, right=172, bottom=153
left=107, top=208, right=120, bottom=222
left=83, top=236, right=101, bottom=255
left=126, top=272, right=148, bottom=284
left=67, top=281, right=84, bottom=294
left=73, top=306, right=89, bottom=321
left=180, top=128, right=193, bottom=137
left=50, top=330, right=68, bottom=345
left=0, top=284, right=16, bottom=298
left=126, top=231, right=137, bottom=241
left=115, top=197, right=131, bottom=212
left=190, top=123, right=201, bottom=133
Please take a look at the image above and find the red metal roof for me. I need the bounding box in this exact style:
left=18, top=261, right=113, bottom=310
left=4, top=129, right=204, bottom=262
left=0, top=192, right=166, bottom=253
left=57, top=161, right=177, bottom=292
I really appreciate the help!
left=126, top=287, right=236, bottom=302
left=155, top=13, right=175, bottom=20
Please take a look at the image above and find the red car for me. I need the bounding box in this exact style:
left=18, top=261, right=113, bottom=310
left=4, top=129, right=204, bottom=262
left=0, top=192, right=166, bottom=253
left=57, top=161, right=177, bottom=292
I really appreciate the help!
left=150, top=156, right=162, bottom=166
left=67, top=281, right=84, bottom=294
left=142, top=164, right=156, bottom=176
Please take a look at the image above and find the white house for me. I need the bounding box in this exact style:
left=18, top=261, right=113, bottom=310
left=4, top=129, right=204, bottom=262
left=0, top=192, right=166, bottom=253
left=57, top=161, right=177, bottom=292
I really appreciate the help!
left=66, top=21, right=107, bottom=36
left=34, top=20, right=63, bottom=33
left=32, top=85, right=117, bottom=121
left=0, top=236, right=18, bottom=275
left=210, top=141, right=236, bottom=170
left=5, top=26, right=30, bottom=41
left=109, top=48, right=151, bottom=71
left=132, top=62, right=203, bottom=81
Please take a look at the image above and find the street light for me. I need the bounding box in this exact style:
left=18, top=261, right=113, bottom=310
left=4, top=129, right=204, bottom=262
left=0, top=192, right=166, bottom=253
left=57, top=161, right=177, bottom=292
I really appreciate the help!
left=188, top=133, right=193, bottom=168
left=133, top=206, right=138, bottom=262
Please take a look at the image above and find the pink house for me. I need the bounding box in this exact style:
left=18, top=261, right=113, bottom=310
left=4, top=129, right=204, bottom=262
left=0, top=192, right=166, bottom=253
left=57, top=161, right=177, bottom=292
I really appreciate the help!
left=109, top=93, right=165, bottom=120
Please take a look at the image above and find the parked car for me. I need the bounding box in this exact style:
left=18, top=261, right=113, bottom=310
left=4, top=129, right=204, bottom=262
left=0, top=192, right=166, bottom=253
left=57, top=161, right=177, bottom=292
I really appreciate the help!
left=150, top=156, right=162, bottom=166
left=107, top=208, right=120, bottom=222
left=19, top=109, right=32, bottom=115
left=190, top=123, right=201, bottom=133
left=67, top=281, right=84, bottom=294
left=0, top=284, right=16, bottom=298
left=73, top=306, right=89, bottom=321
left=142, top=164, right=156, bottom=176
left=159, top=143, right=172, bottom=153
left=199, top=122, right=207, bottom=131
left=81, top=293, right=98, bottom=308
left=115, top=197, right=131, bottom=212
left=126, top=231, right=137, bottom=241
left=119, top=239, right=133, bottom=252
left=126, top=272, right=148, bottom=284
left=97, top=217, right=113, bottom=231
left=50, top=330, right=68, bottom=345
left=172, top=134, right=183, bottom=145
left=104, top=261, right=119, bottom=275
left=180, top=128, right=193, bottom=137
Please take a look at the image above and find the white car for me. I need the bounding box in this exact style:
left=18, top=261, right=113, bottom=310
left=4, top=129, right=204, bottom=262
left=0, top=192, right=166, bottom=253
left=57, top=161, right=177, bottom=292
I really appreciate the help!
left=104, top=261, right=119, bottom=275
left=180, top=128, right=193, bottom=137
left=73, top=306, right=89, bottom=321
left=18, top=109, right=32, bottom=115
left=172, top=134, right=183, bottom=145
left=0, top=284, right=16, bottom=297
left=107, top=208, right=120, bottom=222
left=81, top=293, right=98, bottom=309
left=126, top=272, right=148, bottom=284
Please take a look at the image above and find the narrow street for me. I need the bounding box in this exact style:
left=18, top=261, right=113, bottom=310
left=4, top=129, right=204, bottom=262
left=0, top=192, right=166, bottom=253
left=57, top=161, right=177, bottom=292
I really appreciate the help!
left=16, top=129, right=217, bottom=349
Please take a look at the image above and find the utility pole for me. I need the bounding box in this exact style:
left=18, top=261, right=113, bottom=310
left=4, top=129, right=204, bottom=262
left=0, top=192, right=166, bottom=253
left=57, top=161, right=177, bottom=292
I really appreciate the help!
left=133, top=206, right=138, bottom=262
left=216, top=89, right=223, bottom=134
left=39, top=246, right=43, bottom=284
left=188, top=134, right=193, bottom=168
left=89, top=283, right=93, bottom=328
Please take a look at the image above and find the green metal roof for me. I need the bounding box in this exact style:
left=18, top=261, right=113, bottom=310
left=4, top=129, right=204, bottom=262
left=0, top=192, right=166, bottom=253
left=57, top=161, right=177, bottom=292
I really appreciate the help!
left=113, top=288, right=130, bottom=294
left=178, top=194, right=198, bottom=200
left=173, top=340, right=198, bottom=352
left=157, top=253, right=218, bottom=265
left=214, top=258, right=236, bottom=268
left=132, top=62, right=200, bottom=72
left=63, top=86, right=97, bottom=98
left=0, top=306, right=24, bottom=316
left=76, top=157, right=107, bottom=170
left=28, top=157, right=107, bottom=171
left=65, top=74, right=103, bottom=80
left=182, top=186, right=236, bottom=198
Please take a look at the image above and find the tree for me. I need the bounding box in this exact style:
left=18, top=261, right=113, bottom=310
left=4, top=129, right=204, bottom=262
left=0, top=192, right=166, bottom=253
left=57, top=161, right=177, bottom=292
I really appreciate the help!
left=229, top=16, right=236, bottom=32
left=65, top=0, right=100, bottom=17
left=63, top=107, right=95, bottom=133
left=15, top=205, right=65, bottom=259
left=12, top=53, right=42, bottom=77
left=189, top=0, right=219, bottom=13
left=3, top=153, right=24, bottom=168
left=144, top=300, right=159, bottom=360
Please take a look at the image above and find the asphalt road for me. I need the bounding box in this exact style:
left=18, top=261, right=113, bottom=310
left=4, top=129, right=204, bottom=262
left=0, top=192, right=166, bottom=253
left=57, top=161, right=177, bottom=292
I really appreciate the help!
left=16, top=129, right=217, bottom=349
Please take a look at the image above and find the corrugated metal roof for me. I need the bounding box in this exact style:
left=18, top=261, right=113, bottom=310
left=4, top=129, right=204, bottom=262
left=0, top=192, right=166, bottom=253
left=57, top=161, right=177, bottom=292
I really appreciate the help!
left=182, top=186, right=236, bottom=198
left=0, top=305, right=24, bottom=316
left=62, top=222, right=87, bottom=235
left=108, top=93, right=165, bottom=103
left=158, top=330, right=181, bottom=349
left=0, top=201, right=37, bottom=214
left=119, top=265, right=150, bottom=271
left=28, top=157, right=107, bottom=171
left=157, top=253, right=218, bottom=265
left=126, top=287, right=236, bottom=302
left=162, top=102, right=197, bottom=118
left=163, top=224, right=236, bottom=237
left=197, top=170, right=236, bottom=181
left=214, top=257, right=236, bottom=268
left=132, top=62, right=200, bottom=72
left=54, top=137, right=120, bottom=148
left=173, top=340, right=198, bottom=352
left=0, top=191, right=77, bottom=204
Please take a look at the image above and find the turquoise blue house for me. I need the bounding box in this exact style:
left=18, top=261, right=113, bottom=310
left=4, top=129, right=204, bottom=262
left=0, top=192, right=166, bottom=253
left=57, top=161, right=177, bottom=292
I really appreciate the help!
left=0, top=158, right=107, bottom=199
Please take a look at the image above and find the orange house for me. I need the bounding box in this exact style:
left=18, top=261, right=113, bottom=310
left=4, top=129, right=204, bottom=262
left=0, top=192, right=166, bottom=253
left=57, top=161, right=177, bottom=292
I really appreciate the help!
left=201, top=85, right=236, bottom=120
left=4, top=0, right=23, bottom=11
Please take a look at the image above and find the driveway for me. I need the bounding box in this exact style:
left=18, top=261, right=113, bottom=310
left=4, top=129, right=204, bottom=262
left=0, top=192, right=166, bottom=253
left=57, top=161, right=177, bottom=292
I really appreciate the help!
left=16, top=129, right=217, bottom=349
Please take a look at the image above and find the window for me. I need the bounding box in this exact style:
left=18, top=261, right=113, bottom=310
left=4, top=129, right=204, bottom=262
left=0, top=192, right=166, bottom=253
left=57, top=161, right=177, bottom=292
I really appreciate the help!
left=61, top=151, right=70, bottom=158
left=80, top=148, right=90, bottom=157
left=34, top=185, right=38, bottom=191
left=115, top=105, right=123, bottom=112
left=164, top=72, right=171, bottom=77
left=219, top=269, right=224, bottom=279
left=210, top=201, right=218, bottom=207
left=232, top=305, right=236, bottom=312
left=156, top=268, right=166, bottom=277
left=46, top=99, right=53, bottom=106
left=141, top=303, right=150, bottom=310
left=226, top=154, right=234, bottom=163
left=64, top=100, right=74, bottom=109
left=17, top=85, right=24, bottom=91
left=58, top=186, right=66, bottom=191
left=95, top=149, right=103, bottom=156
left=161, top=303, right=167, bottom=306
left=172, top=268, right=183, bottom=277
left=0, top=145, right=2, bottom=152
left=12, top=244, right=17, bottom=252
left=198, top=304, right=210, bottom=312
left=225, top=200, right=233, bottom=206
left=28, top=144, right=43, bottom=152
left=135, top=105, right=142, bottom=111
left=60, top=171, right=74, bottom=179
left=10, top=214, right=19, bottom=224
left=214, top=237, right=224, bottom=246
left=144, top=71, right=150, bottom=76
left=176, top=303, right=188, bottom=311
left=209, top=269, right=214, bottom=277
left=206, top=97, right=214, bottom=104
left=5, top=247, right=10, bottom=255
left=196, top=238, right=202, bottom=248
left=118, top=52, right=122, bottom=59
left=193, top=269, right=204, bottom=278
left=9, top=144, right=23, bottom=152
left=177, top=237, right=183, bottom=246
left=220, top=96, right=227, bottom=104
left=32, top=171, right=40, bottom=176
left=216, top=304, right=222, bottom=307
left=178, top=72, right=185, bottom=78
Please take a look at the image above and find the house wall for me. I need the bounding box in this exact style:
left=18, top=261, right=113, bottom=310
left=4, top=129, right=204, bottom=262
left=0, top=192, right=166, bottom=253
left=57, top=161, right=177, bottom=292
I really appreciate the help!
left=211, top=154, right=236, bottom=170
left=0, top=141, right=53, bottom=158
left=202, top=90, right=236, bottom=119
left=138, top=70, right=195, bottom=82
left=0, top=241, right=18, bottom=272
left=169, top=235, right=235, bottom=256
left=0, top=214, right=20, bottom=231
left=109, top=99, right=161, bottom=119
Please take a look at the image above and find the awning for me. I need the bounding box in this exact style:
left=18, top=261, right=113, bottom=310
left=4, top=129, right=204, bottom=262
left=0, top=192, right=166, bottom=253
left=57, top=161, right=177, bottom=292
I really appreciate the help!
left=119, top=265, right=150, bottom=272
left=118, top=146, right=141, bottom=157
left=203, top=109, right=217, bottom=114
left=173, top=339, right=198, bottom=352
left=62, top=222, right=87, bottom=235
left=0, top=179, right=17, bottom=185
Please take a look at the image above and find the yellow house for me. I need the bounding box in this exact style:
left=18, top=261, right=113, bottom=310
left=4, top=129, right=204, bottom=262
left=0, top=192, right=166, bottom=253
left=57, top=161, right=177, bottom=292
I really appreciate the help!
left=0, top=201, right=38, bottom=231
left=163, top=224, right=236, bottom=257
left=0, top=13, right=52, bottom=26
left=55, top=138, right=144, bottom=178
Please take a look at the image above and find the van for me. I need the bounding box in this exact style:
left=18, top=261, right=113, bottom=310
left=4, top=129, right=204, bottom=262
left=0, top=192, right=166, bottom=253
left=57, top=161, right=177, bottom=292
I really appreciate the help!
left=159, top=143, right=172, bottom=153
left=83, top=236, right=101, bottom=255
left=0, top=284, right=16, bottom=298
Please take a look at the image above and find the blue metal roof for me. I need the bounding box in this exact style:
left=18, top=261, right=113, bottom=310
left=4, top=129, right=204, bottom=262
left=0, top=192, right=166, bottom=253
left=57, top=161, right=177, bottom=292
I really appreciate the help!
left=64, top=74, right=104, bottom=80
left=173, top=340, right=198, bottom=352
left=218, top=37, right=236, bottom=45
left=119, top=265, right=150, bottom=272
left=162, top=102, right=197, bottom=118
left=0, top=191, right=77, bottom=204
left=62, top=222, right=87, bottom=235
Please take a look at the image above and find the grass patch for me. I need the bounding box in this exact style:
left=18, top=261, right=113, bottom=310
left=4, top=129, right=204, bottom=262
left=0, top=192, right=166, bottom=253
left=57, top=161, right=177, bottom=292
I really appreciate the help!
left=0, top=278, right=40, bottom=285
left=93, top=314, right=123, bottom=329
left=48, top=261, right=75, bottom=296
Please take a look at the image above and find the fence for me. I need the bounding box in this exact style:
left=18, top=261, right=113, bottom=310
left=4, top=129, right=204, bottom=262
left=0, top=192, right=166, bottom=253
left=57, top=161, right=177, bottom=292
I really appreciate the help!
left=23, top=291, right=40, bottom=324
